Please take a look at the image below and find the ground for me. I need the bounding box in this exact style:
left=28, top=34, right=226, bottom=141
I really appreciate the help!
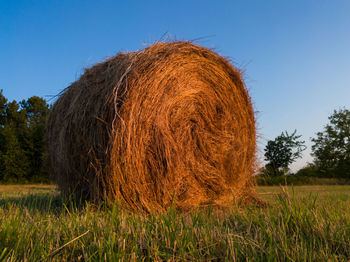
left=1, top=184, right=350, bottom=261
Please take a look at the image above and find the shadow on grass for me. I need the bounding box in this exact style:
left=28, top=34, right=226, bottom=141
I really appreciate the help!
left=22, top=186, right=56, bottom=191
left=0, top=192, right=87, bottom=214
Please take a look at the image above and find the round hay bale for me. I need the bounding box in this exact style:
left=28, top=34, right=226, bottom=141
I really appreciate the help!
left=47, top=41, right=257, bottom=212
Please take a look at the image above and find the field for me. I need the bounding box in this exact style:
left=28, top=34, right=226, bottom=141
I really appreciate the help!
left=1, top=185, right=350, bottom=261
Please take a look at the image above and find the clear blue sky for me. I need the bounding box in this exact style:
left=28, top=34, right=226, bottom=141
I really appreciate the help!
left=1, top=0, right=350, bottom=171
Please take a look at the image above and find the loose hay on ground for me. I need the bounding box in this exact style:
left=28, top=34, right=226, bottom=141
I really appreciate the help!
left=47, top=41, right=258, bottom=213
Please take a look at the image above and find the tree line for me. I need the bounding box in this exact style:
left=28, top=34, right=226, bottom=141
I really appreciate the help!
left=0, top=90, right=50, bottom=183
left=0, top=89, right=349, bottom=183
left=263, top=108, right=350, bottom=178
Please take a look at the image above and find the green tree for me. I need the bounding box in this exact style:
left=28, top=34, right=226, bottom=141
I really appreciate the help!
left=5, top=100, right=27, bottom=143
left=0, top=90, right=7, bottom=126
left=0, top=90, right=8, bottom=153
left=264, top=130, right=306, bottom=176
left=20, top=96, right=50, bottom=181
left=0, top=90, right=8, bottom=181
left=0, top=125, right=29, bottom=182
left=0, top=99, right=30, bottom=182
left=0, top=93, right=51, bottom=183
left=311, top=108, right=350, bottom=177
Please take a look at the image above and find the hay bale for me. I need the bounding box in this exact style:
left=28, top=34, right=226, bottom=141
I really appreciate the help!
left=47, top=41, right=257, bottom=212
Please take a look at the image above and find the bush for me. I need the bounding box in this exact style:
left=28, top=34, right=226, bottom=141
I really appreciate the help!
left=255, top=174, right=350, bottom=186
left=295, top=166, right=320, bottom=177
left=256, top=175, right=312, bottom=186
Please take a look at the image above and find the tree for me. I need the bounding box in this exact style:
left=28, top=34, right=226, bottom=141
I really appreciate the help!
left=311, top=108, right=350, bottom=177
left=0, top=100, right=29, bottom=182
left=264, top=130, right=306, bottom=176
left=0, top=93, right=51, bottom=183
left=20, top=96, right=50, bottom=180
left=0, top=90, right=8, bottom=152
left=0, top=125, right=29, bottom=182
left=0, top=90, right=7, bottom=126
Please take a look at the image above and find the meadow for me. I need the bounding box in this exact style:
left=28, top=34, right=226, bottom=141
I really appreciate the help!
left=1, top=184, right=350, bottom=261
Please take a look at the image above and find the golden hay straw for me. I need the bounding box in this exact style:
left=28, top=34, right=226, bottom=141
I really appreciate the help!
left=47, top=41, right=258, bottom=213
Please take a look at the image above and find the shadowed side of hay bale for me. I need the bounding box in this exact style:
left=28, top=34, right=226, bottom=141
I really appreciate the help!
left=47, top=53, right=136, bottom=201
left=47, top=41, right=257, bottom=213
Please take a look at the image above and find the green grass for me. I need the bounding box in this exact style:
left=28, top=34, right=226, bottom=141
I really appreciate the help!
left=1, top=185, right=350, bottom=261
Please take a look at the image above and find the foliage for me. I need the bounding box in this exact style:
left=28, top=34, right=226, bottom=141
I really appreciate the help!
left=256, top=174, right=350, bottom=186
left=0, top=125, right=30, bottom=182
left=295, top=165, right=320, bottom=177
left=311, top=108, right=350, bottom=178
left=1, top=185, right=350, bottom=260
left=20, top=96, right=50, bottom=181
left=0, top=91, right=7, bottom=126
left=256, top=174, right=310, bottom=186
left=0, top=90, right=50, bottom=183
left=264, top=130, right=306, bottom=176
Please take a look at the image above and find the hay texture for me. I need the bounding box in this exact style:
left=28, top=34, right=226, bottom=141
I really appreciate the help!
left=47, top=41, right=257, bottom=213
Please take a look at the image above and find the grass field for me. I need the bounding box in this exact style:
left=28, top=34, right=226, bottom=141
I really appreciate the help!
left=1, top=185, right=350, bottom=261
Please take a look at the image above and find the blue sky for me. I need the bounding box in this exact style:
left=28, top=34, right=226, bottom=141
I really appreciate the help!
left=1, top=0, right=349, bottom=171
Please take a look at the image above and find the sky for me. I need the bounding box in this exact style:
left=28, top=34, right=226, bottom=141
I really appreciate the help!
left=1, top=0, right=350, bottom=171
